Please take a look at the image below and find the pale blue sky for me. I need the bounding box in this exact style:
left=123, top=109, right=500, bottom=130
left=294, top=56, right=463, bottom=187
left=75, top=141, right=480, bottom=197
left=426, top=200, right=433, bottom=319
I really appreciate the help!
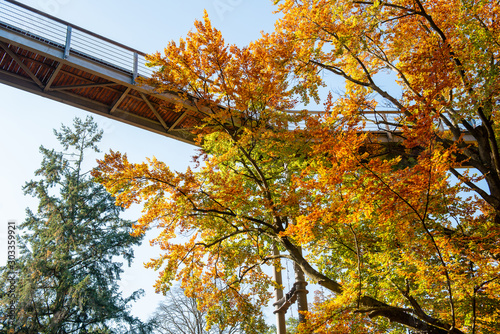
left=0, top=0, right=281, bottom=322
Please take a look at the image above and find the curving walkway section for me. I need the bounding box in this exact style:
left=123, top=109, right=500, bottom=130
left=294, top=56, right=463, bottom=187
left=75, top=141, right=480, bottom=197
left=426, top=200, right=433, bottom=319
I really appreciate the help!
left=0, top=0, right=474, bottom=148
left=0, top=0, right=200, bottom=144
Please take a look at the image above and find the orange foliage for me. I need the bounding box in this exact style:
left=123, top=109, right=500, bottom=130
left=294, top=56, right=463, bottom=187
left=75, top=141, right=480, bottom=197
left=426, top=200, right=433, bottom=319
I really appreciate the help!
left=94, top=2, right=500, bottom=333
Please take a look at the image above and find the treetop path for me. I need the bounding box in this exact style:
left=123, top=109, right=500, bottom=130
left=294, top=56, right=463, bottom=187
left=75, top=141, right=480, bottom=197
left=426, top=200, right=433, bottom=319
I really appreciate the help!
left=0, top=0, right=202, bottom=144
left=0, top=0, right=474, bottom=147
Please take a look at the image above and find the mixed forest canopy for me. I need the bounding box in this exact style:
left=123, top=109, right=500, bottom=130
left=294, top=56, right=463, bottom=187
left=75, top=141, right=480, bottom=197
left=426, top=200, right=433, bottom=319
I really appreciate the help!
left=94, top=1, right=500, bottom=333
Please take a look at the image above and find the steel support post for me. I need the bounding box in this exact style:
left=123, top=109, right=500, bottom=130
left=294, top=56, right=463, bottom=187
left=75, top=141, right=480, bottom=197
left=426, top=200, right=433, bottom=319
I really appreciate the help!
left=294, top=247, right=308, bottom=324
left=273, top=245, right=286, bottom=334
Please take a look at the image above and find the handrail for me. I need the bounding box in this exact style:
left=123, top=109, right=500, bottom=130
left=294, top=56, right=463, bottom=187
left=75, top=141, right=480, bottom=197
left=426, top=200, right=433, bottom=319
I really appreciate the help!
left=3, top=0, right=146, bottom=56
left=0, top=0, right=154, bottom=78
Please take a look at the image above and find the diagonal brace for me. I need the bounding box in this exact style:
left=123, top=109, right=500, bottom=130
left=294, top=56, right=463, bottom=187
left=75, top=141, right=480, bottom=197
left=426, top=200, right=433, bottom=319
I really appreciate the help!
left=110, top=87, right=131, bottom=114
left=0, top=41, right=44, bottom=89
left=139, top=92, right=169, bottom=132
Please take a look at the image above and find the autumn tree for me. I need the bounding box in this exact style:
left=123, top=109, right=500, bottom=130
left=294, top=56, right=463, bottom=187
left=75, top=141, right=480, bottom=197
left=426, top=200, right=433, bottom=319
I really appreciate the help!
left=0, top=117, right=150, bottom=333
left=94, top=2, right=500, bottom=333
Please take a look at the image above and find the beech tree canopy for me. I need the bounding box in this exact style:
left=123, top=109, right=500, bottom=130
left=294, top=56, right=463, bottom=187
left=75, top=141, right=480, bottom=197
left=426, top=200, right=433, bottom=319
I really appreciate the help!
left=94, top=1, right=500, bottom=333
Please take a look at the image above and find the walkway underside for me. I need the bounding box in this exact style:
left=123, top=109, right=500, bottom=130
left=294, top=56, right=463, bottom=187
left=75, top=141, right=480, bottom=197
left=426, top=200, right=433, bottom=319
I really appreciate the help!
left=0, top=0, right=203, bottom=144
left=0, top=17, right=394, bottom=146
left=0, top=0, right=474, bottom=151
left=0, top=41, right=199, bottom=145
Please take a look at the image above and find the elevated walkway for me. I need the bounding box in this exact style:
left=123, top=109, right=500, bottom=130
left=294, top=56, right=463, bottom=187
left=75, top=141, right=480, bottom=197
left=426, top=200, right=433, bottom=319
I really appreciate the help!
left=0, top=0, right=475, bottom=147
left=0, top=0, right=200, bottom=144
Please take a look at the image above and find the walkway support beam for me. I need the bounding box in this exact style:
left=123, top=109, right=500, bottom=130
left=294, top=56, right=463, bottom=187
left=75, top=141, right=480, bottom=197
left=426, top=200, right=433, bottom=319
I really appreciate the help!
left=273, top=245, right=287, bottom=334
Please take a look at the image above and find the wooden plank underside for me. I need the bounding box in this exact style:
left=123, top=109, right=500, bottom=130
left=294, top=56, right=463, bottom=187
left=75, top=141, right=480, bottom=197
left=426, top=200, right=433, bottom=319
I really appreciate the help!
left=0, top=67, right=196, bottom=144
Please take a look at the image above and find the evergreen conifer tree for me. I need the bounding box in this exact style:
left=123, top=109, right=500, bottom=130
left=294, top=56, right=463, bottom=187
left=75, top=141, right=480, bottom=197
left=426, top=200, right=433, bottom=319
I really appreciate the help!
left=0, top=117, right=150, bottom=333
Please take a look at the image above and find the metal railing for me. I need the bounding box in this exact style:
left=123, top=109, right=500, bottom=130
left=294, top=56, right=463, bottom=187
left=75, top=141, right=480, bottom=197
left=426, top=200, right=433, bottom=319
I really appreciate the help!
left=286, top=109, right=477, bottom=136
left=0, top=0, right=155, bottom=78
left=286, top=109, right=402, bottom=133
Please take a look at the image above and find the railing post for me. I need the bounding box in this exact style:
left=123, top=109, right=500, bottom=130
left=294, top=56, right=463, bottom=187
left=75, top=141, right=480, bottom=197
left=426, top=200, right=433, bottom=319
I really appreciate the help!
left=132, top=52, right=138, bottom=83
left=63, top=25, right=72, bottom=59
